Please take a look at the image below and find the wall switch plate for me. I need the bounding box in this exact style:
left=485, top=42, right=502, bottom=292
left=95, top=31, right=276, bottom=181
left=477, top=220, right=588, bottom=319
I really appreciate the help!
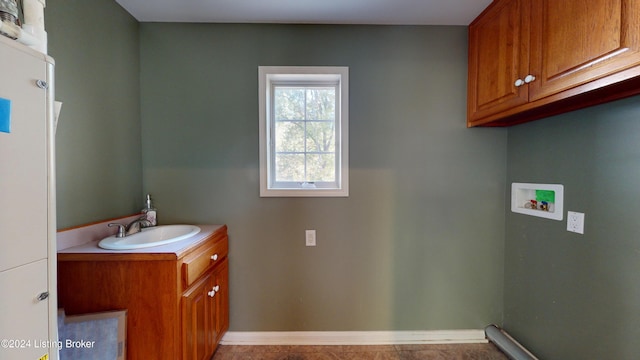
left=305, top=230, right=316, bottom=246
left=567, top=211, right=585, bottom=234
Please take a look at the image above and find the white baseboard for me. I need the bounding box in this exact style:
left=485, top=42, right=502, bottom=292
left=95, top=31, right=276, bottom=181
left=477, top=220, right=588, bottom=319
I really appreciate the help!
left=220, top=330, right=487, bottom=346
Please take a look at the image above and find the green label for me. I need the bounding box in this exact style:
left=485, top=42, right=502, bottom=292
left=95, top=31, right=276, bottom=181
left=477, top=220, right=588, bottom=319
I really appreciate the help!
left=536, top=190, right=555, bottom=203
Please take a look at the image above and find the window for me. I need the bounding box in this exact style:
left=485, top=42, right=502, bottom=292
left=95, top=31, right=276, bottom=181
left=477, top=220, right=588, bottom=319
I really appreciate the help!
left=259, top=66, right=349, bottom=197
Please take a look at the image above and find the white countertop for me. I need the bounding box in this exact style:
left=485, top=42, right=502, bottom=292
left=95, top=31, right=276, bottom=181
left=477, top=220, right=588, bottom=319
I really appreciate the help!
left=58, top=224, right=225, bottom=257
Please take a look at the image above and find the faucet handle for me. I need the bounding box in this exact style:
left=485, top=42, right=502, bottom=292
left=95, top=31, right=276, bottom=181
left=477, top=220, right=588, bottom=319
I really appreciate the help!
left=108, top=223, right=126, bottom=238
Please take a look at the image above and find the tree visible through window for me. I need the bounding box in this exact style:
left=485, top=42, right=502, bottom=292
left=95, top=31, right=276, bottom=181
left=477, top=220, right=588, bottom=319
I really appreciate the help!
left=274, top=86, right=336, bottom=184
left=259, top=66, right=349, bottom=197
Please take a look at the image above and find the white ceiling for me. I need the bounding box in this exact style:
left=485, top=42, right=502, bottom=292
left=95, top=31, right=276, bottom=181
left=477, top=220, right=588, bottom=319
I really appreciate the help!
left=115, top=0, right=492, bottom=26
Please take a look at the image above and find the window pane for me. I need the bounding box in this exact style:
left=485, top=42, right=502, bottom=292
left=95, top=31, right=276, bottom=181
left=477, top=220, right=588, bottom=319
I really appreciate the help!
left=306, top=88, right=335, bottom=120
left=275, top=121, right=305, bottom=152
left=306, top=154, right=336, bottom=182
left=274, top=87, right=336, bottom=184
left=260, top=66, right=348, bottom=196
left=275, top=88, right=305, bottom=120
left=275, top=154, right=304, bottom=182
left=305, top=121, right=335, bottom=153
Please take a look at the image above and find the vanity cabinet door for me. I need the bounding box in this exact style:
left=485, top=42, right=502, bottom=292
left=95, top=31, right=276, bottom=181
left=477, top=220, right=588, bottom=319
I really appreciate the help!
left=212, top=258, right=229, bottom=345
left=182, top=272, right=215, bottom=360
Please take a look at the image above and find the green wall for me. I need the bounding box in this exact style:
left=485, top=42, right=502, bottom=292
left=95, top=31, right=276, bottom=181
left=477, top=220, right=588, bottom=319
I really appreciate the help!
left=139, top=23, right=507, bottom=331
left=505, top=96, right=640, bottom=359
left=46, top=0, right=142, bottom=229
left=45, top=0, right=640, bottom=351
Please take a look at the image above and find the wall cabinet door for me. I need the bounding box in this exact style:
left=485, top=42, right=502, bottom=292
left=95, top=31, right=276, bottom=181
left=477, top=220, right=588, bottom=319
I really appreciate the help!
left=467, top=0, right=530, bottom=123
left=467, top=0, right=640, bottom=126
left=529, top=0, right=640, bottom=101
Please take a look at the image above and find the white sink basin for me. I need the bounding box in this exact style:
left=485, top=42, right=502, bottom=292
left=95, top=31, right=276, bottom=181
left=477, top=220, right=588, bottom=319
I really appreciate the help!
left=98, top=225, right=201, bottom=250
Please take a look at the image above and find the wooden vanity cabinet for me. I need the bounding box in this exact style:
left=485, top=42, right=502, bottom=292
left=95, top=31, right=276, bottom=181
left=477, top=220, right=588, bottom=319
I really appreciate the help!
left=468, top=0, right=640, bottom=127
left=58, top=225, right=229, bottom=360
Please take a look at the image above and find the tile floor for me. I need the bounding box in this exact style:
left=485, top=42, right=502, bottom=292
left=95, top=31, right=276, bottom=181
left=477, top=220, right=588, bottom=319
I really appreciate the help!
left=212, top=343, right=509, bottom=359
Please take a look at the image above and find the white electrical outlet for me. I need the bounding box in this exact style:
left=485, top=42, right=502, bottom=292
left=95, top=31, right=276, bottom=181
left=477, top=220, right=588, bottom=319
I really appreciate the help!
left=567, top=211, right=585, bottom=234
left=305, top=230, right=316, bottom=246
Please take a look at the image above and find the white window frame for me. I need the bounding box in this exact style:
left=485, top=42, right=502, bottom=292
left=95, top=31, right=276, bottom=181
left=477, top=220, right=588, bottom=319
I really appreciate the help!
left=259, top=66, right=349, bottom=197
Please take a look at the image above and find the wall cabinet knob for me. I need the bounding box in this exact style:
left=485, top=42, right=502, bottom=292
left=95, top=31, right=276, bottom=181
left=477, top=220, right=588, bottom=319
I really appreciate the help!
left=524, top=74, right=536, bottom=83
left=208, top=285, right=220, bottom=297
left=211, top=254, right=218, bottom=261
left=514, top=78, right=525, bottom=87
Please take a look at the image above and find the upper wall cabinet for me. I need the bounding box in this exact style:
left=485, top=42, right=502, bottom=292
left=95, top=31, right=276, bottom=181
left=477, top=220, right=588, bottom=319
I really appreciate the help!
left=467, top=0, right=640, bottom=127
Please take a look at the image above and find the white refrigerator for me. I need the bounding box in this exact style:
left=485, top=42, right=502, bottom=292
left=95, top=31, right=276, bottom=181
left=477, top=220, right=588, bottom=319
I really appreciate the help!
left=0, top=35, right=57, bottom=360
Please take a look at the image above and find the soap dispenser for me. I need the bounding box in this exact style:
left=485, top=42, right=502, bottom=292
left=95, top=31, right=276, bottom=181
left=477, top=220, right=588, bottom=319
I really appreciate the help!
left=142, top=194, right=157, bottom=226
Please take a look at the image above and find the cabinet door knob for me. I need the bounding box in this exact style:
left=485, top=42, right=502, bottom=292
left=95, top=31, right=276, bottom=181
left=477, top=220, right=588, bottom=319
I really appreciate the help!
left=208, top=290, right=216, bottom=297
left=36, top=80, right=48, bottom=89
left=36, top=291, right=49, bottom=301
left=524, top=74, right=536, bottom=83
left=514, top=78, right=525, bottom=87
left=211, top=254, right=218, bottom=261
left=214, top=285, right=220, bottom=292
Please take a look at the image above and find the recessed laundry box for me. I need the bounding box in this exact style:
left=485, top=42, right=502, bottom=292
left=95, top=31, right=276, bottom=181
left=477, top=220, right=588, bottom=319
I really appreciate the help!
left=511, top=183, right=564, bottom=220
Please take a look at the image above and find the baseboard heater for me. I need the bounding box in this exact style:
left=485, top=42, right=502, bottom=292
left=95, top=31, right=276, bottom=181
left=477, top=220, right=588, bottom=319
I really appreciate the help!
left=485, top=325, right=539, bottom=360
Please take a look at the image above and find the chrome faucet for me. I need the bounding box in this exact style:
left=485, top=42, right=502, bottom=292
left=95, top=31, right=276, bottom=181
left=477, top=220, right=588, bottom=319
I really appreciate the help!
left=108, top=216, right=153, bottom=238
left=125, top=216, right=152, bottom=235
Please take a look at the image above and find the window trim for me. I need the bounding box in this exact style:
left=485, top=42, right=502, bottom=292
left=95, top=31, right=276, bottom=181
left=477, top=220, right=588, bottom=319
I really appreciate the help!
left=259, top=66, right=349, bottom=197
